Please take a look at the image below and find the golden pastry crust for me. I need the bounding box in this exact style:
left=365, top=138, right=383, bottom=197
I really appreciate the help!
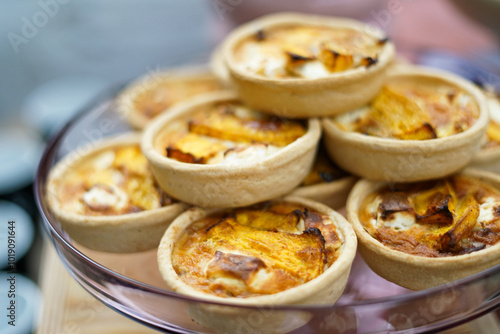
left=347, top=169, right=500, bottom=290
left=46, top=133, right=188, bottom=253
left=323, top=65, right=489, bottom=182
left=220, top=12, right=395, bottom=118
left=142, top=91, right=321, bottom=208
left=116, top=65, right=224, bottom=130
left=158, top=196, right=356, bottom=305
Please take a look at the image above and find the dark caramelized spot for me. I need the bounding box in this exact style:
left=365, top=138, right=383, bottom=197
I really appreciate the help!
left=416, top=194, right=453, bottom=226
left=457, top=244, right=486, bottom=255
left=379, top=192, right=412, bottom=220
left=286, top=51, right=315, bottom=63
left=166, top=146, right=204, bottom=164
left=206, top=251, right=267, bottom=283
left=256, top=29, right=265, bottom=41
left=362, top=56, right=378, bottom=67
left=377, top=37, right=390, bottom=45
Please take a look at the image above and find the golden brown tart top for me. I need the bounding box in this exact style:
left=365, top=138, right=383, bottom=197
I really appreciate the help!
left=55, top=144, right=173, bottom=216
left=233, top=24, right=388, bottom=79
left=131, top=75, right=222, bottom=121
left=481, top=94, right=500, bottom=149
left=334, top=81, right=480, bottom=140
left=359, top=175, right=500, bottom=257
left=171, top=201, right=342, bottom=298
left=155, top=101, right=307, bottom=165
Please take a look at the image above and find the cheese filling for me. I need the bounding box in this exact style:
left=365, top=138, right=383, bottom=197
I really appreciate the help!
left=158, top=102, right=307, bottom=165
left=482, top=96, right=500, bottom=148
left=172, top=202, right=342, bottom=298
left=234, top=25, right=386, bottom=79
left=360, top=176, right=500, bottom=257
left=334, top=83, right=479, bottom=140
left=132, top=76, right=222, bottom=119
left=58, top=145, right=173, bottom=216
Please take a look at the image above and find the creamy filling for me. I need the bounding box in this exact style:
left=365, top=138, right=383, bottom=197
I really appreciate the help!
left=81, top=184, right=128, bottom=212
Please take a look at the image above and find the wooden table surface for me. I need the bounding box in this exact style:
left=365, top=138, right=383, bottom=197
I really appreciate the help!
left=36, top=239, right=500, bottom=334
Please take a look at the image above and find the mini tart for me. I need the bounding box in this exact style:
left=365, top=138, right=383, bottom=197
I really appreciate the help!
left=142, top=91, right=321, bottom=208
left=290, top=144, right=356, bottom=209
left=220, top=12, right=395, bottom=118
left=157, top=197, right=356, bottom=331
left=471, top=93, right=500, bottom=172
left=347, top=169, right=500, bottom=290
left=46, top=133, right=188, bottom=253
left=323, top=65, right=489, bottom=182
left=116, top=65, right=224, bottom=130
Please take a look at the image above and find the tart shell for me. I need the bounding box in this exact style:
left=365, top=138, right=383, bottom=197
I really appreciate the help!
left=141, top=91, right=321, bottom=208
left=116, top=65, right=223, bottom=130
left=346, top=168, right=500, bottom=290
left=323, top=65, right=489, bottom=182
left=46, top=133, right=188, bottom=253
left=221, top=12, right=396, bottom=118
left=157, top=196, right=357, bottom=332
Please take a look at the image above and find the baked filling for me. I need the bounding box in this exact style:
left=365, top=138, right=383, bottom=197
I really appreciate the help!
left=482, top=95, right=500, bottom=149
left=172, top=201, right=342, bottom=297
left=334, top=83, right=479, bottom=139
left=301, top=146, right=349, bottom=186
left=132, top=76, right=222, bottom=120
left=359, top=175, right=500, bottom=257
left=157, top=101, right=307, bottom=165
left=233, top=25, right=387, bottom=79
left=56, top=145, right=173, bottom=216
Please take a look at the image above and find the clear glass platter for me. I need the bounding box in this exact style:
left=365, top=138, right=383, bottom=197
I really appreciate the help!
left=35, top=81, right=500, bottom=334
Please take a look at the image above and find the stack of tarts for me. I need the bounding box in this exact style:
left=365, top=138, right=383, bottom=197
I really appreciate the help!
left=45, top=10, right=500, bottom=333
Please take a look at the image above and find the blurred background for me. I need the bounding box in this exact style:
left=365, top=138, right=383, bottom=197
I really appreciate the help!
left=1, top=0, right=500, bottom=333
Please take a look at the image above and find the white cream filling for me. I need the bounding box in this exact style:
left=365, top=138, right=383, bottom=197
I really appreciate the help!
left=478, top=197, right=500, bottom=225
left=292, top=60, right=331, bottom=79
left=92, top=151, right=115, bottom=170
left=82, top=184, right=128, bottom=211
left=367, top=195, right=415, bottom=231
left=456, top=92, right=472, bottom=108
left=333, top=106, right=370, bottom=131
left=212, top=144, right=281, bottom=165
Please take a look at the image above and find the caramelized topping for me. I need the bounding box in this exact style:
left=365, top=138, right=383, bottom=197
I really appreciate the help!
left=235, top=25, right=386, bottom=79
left=58, top=145, right=173, bottom=216
left=172, top=202, right=341, bottom=297
left=132, top=76, right=222, bottom=119
left=482, top=96, right=500, bottom=149
left=484, top=120, right=500, bottom=148
left=335, top=83, right=479, bottom=140
left=360, top=176, right=500, bottom=257
left=160, top=102, right=306, bottom=164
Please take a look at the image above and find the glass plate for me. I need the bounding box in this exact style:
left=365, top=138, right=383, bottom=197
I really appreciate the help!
left=35, top=82, right=500, bottom=334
